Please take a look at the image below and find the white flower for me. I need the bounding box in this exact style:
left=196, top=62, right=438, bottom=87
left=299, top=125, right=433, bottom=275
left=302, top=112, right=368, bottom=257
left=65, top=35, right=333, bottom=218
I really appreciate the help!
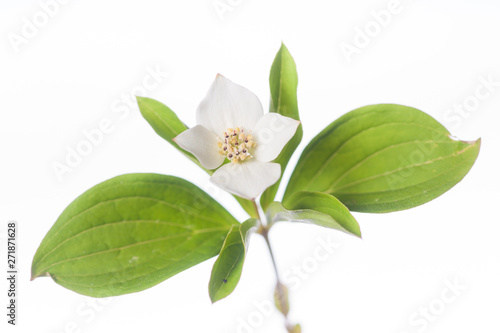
left=173, top=75, right=300, bottom=200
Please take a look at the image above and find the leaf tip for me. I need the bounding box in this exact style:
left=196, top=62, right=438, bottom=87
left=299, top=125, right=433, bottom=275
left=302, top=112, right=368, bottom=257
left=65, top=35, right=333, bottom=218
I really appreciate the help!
left=136, top=96, right=150, bottom=117
left=352, top=223, right=363, bottom=239
left=135, top=95, right=146, bottom=105
left=350, top=228, right=362, bottom=239
left=209, top=291, right=222, bottom=304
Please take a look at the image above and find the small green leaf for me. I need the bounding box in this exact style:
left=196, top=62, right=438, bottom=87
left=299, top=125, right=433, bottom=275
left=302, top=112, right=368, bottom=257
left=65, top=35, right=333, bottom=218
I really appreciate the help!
left=137, top=96, right=258, bottom=218
left=260, top=43, right=303, bottom=211
left=209, top=218, right=258, bottom=303
left=274, top=282, right=290, bottom=316
left=268, top=192, right=361, bottom=237
left=137, top=97, right=207, bottom=171
left=284, top=104, right=481, bottom=213
left=31, top=174, right=237, bottom=297
left=287, top=324, right=302, bottom=333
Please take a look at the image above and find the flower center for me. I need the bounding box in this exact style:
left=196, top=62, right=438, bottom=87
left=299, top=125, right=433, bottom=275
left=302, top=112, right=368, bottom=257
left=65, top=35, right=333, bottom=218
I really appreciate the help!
left=217, top=127, right=256, bottom=163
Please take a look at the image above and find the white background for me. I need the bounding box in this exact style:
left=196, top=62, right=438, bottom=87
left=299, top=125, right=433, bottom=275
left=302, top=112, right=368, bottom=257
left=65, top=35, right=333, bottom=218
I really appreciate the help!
left=1, top=0, right=499, bottom=332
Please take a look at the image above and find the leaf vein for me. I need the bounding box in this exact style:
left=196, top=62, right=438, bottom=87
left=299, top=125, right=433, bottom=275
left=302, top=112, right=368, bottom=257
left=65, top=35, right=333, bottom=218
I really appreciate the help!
left=36, top=226, right=228, bottom=276
left=303, top=122, right=446, bottom=190
left=327, top=140, right=455, bottom=192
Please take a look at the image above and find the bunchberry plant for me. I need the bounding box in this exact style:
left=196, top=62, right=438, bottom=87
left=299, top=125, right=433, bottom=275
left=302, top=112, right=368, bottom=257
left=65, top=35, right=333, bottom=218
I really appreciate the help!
left=32, top=44, right=480, bottom=333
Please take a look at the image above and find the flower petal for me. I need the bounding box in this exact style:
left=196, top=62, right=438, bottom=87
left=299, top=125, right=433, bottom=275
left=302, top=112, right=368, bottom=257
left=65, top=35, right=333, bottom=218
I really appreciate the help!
left=252, top=113, right=300, bottom=162
left=196, top=75, right=264, bottom=136
left=210, top=160, right=281, bottom=200
left=173, top=125, right=225, bottom=169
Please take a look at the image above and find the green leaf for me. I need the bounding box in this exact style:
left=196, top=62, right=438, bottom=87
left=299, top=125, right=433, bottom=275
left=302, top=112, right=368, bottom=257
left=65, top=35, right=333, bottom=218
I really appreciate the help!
left=274, top=282, right=290, bottom=316
left=137, top=97, right=208, bottom=171
left=234, top=197, right=258, bottom=219
left=31, top=173, right=237, bottom=297
left=268, top=191, right=361, bottom=237
left=208, top=218, right=258, bottom=303
left=260, top=43, right=303, bottom=211
left=137, top=96, right=258, bottom=219
left=288, top=324, right=302, bottom=333
left=284, top=104, right=481, bottom=213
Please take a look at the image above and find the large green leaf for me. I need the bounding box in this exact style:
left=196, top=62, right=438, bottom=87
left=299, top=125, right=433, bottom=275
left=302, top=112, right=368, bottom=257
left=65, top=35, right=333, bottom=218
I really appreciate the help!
left=137, top=96, right=257, bottom=218
left=284, top=104, right=481, bottom=213
left=31, top=174, right=237, bottom=297
left=260, top=43, right=303, bottom=211
left=208, top=218, right=257, bottom=303
left=267, top=191, right=361, bottom=237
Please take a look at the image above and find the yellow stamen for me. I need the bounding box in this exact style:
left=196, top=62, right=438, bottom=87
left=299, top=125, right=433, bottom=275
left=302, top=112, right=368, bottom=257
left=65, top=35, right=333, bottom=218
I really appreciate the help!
left=217, top=127, right=255, bottom=163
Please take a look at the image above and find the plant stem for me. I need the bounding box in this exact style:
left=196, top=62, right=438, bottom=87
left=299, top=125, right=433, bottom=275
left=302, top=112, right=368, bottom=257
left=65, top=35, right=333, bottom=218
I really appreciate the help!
left=252, top=199, right=265, bottom=227
left=260, top=226, right=281, bottom=284
left=252, top=200, right=296, bottom=332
